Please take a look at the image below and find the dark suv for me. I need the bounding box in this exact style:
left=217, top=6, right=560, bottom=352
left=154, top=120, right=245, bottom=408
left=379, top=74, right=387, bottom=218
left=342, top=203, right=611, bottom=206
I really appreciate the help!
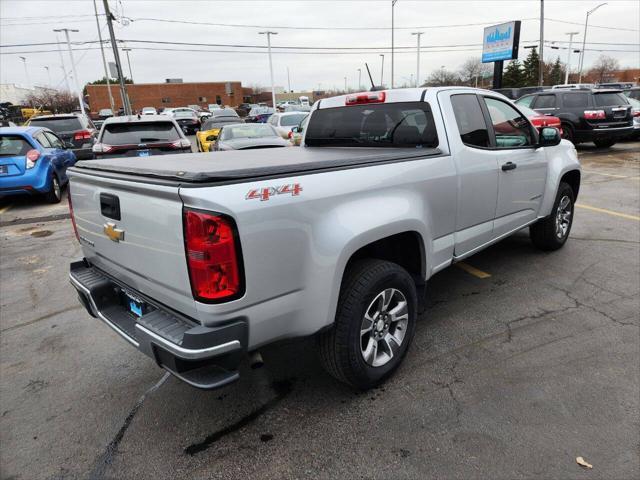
left=92, top=115, right=191, bottom=159
left=515, top=89, right=633, bottom=148
left=26, top=114, right=97, bottom=159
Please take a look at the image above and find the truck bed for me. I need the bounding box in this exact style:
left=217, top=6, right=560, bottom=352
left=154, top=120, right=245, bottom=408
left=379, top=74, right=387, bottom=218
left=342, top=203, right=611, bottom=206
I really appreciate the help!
left=71, top=147, right=442, bottom=184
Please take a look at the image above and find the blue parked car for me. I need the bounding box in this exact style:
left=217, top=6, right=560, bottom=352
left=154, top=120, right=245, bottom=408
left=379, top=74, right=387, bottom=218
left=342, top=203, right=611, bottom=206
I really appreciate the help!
left=0, top=126, right=76, bottom=203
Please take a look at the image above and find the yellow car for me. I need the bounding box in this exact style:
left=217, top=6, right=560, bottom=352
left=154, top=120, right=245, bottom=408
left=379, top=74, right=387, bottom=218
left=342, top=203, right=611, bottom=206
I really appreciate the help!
left=195, top=113, right=243, bottom=152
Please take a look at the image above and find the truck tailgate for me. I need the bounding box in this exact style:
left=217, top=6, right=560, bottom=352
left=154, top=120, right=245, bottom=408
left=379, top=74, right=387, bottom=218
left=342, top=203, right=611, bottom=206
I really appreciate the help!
left=68, top=170, right=197, bottom=318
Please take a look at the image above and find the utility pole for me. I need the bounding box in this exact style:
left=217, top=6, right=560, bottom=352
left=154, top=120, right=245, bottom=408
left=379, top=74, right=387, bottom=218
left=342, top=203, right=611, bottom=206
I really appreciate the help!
left=103, top=0, right=131, bottom=115
left=380, top=54, right=385, bottom=86
left=19, top=56, right=31, bottom=88
left=122, top=47, right=134, bottom=82
left=357, top=68, right=362, bottom=90
left=539, top=0, right=544, bottom=86
left=53, top=29, right=86, bottom=116
left=578, top=2, right=607, bottom=83
left=44, top=66, right=51, bottom=88
left=564, top=31, right=580, bottom=84
left=411, top=32, right=423, bottom=87
left=259, top=31, right=278, bottom=108
left=287, top=66, right=291, bottom=92
left=391, top=0, right=398, bottom=88
left=54, top=33, right=71, bottom=92
left=93, top=0, right=115, bottom=112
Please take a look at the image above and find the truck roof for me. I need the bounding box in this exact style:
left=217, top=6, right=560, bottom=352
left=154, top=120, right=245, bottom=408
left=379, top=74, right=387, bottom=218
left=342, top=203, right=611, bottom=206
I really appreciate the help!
left=71, top=147, right=441, bottom=184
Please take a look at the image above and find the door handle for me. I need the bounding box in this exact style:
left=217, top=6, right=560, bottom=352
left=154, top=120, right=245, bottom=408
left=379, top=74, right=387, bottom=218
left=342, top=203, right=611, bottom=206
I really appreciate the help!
left=501, top=162, right=517, bottom=171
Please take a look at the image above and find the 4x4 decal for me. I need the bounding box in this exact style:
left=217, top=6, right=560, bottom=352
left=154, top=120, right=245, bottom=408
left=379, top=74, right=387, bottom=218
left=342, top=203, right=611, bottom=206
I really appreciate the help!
left=246, top=183, right=303, bottom=201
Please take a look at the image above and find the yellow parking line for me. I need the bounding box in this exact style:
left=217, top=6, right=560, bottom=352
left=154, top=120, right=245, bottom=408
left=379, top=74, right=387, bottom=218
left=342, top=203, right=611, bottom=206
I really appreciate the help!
left=582, top=169, right=638, bottom=179
left=576, top=203, right=640, bottom=221
left=456, top=262, right=492, bottom=279
left=0, top=204, right=12, bottom=215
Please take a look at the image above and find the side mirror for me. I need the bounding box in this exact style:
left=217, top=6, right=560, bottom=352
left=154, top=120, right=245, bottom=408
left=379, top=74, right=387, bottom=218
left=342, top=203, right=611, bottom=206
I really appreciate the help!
left=538, top=127, right=561, bottom=147
left=291, top=126, right=299, bottom=134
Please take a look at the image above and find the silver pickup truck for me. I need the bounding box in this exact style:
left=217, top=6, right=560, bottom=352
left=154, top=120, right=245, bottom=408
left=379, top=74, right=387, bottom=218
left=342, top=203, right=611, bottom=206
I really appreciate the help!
left=68, top=87, right=580, bottom=390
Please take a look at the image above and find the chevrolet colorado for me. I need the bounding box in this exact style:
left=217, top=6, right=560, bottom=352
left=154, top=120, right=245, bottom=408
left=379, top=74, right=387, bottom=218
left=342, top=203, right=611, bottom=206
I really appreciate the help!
left=68, top=87, right=581, bottom=390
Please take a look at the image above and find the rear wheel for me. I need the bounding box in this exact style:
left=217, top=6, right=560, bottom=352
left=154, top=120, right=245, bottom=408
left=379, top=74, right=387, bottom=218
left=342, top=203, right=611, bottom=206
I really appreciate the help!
left=530, top=182, right=575, bottom=251
left=44, top=174, right=62, bottom=204
left=318, top=259, right=417, bottom=390
left=593, top=138, right=615, bottom=149
left=561, top=123, right=575, bottom=144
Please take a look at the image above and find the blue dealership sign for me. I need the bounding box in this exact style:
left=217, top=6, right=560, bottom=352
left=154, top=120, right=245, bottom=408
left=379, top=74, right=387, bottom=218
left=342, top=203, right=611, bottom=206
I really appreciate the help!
left=482, top=21, right=521, bottom=63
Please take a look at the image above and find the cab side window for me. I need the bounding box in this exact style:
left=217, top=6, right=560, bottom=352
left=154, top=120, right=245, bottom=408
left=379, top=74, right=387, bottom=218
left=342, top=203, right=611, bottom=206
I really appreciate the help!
left=516, top=95, right=535, bottom=108
left=533, top=95, right=556, bottom=109
left=450, top=94, right=490, bottom=148
left=483, top=97, right=534, bottom=148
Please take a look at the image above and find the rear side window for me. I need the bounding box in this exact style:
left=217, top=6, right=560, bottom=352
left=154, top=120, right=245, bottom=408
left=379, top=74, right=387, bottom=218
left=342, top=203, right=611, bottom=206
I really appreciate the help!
left=451, top=94, right=490, bottom=148
left=593, top=93, right=628, bottom=107
left=280, top=113, right=308, bottom=127
left=29, top=117, right=82, bottom=132
left=533, top=95, right=556, bottom=109
left=0, top=135, right=32, bottom=156
left=101, top=122, right=182, bottom=144
left=34, top=132, right=52, bottom=148
left=562, top=93, right=590, bottom=108
left=305, top=102, right=438, bottom=148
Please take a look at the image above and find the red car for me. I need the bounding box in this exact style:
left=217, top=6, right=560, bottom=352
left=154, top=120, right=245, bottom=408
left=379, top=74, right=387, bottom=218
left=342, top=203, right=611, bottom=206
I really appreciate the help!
left=519, top=105, right=563, bottom=135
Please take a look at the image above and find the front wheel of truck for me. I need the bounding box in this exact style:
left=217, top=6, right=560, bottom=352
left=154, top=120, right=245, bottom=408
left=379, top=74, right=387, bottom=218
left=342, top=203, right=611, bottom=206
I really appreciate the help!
left=318, top=259, right=417, bottom=390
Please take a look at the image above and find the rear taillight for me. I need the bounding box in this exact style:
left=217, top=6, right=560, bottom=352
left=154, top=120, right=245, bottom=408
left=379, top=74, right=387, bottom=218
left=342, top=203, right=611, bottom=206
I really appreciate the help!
left=25, top=149, right=40, bottom=169
left=345, top=91, right=386, bottom=105
left=584, top=110, right=606, bottom=120
left=74, top=130, right=92, bottom=141
left=68, top=191, right=80, bottom=242
left=183, top=209, right=243, bottom=302
left=171, top=138, right=192, bottom=149
left=287, top=131, right=293, bottom=139
left=92, top=143, right=113, bottom=154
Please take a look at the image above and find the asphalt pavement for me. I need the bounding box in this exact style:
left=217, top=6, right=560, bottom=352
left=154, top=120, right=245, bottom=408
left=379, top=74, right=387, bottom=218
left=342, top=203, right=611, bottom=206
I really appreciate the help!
left=0, top=142, right=638, bottom=480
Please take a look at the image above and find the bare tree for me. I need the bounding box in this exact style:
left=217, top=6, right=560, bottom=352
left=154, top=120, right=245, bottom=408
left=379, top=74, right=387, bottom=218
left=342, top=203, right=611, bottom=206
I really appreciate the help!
left=458, top=58, right=492, bottom=87
left=425, top=68, right=460, bottom=87
left=25, top=89, right=78, bottom=113
left=588, top=55, right=620, bottom=83
left=247, top=83, right=267, bottom=94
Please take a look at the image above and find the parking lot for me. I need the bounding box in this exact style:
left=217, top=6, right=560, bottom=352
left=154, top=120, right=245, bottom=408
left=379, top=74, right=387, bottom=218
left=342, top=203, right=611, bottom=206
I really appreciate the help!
left=0, top=142, right=638, bottom=480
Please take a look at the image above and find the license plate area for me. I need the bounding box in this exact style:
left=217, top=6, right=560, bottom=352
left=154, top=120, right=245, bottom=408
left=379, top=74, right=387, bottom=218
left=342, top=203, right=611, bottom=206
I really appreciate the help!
left=120, top=289, right=153, bottom=318
left=137, top=149, right=150, bottom=157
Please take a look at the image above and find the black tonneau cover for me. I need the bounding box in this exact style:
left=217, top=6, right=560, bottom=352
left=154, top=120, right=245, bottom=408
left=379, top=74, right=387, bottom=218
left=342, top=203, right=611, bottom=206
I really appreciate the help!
left=72, top=147, right=442, bottom=183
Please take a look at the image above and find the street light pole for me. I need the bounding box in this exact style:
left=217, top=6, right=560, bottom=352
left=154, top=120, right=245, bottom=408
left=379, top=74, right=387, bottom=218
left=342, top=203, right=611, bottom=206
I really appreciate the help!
left=357, top=68, right=362, bottom=90
left=411, top=32, right=424, bottom=87
left=122, top=47, right=133, bottom=82
left=391, top=0, right=398, bottom=88
left=578, top=2, right=607, bottom=83
left=54, top=33, right=71, bottom=92
left=564, top=31, right=580, bottom=84
left=539, top=0, right=544, bottom=86
left=44, top=66, right=52, bottom=88
left=53, top=29, right=86, bottom=117
left=102, top=0, right=131, bottom=115
left=93, top=0, right=115, bottom=112
left=259, top=31, right=278, bottom=108
left=19, top=56, right=31, bottom=88
left=380, top=54, right=385, bottom=86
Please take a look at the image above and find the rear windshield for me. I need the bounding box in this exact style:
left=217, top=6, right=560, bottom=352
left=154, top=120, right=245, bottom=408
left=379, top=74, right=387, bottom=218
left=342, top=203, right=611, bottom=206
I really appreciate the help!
left=102, top=122, right=181, bottom=144
left=280, top=113, right=308, bottom=126
left=0, top=135, right=32, bottom=156
left=202, top=118, right=241, bottom=130
left=593, top=92, right=628, bottom=107
left=213, top=110, right=239, bottom=118
left=305, top=102, right=439, bottom=148
left=174, top=111, right=197, bottom=118
left=220, top=124, right=277, bottom=140
left=29, top=117, right=82, bottom=132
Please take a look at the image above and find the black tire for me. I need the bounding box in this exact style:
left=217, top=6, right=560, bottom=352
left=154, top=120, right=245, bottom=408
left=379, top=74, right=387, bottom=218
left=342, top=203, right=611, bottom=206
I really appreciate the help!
left=593, top=138, right=615, bottom=149
left=44, top=174, right=62, bottom=204
left=561, top=123, right=575, bottom=144
left=318, top=259, right=417, bottom=390
left=529, top=182, right=575, bottom=251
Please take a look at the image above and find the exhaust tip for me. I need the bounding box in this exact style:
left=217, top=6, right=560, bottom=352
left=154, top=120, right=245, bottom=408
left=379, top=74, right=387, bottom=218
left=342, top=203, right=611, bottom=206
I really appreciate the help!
left=249, top=351, right=264, bottom=370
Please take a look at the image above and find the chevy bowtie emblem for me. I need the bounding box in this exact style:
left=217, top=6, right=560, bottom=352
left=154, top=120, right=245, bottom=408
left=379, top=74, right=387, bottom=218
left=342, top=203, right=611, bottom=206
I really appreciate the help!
left=103, top=222, right=125, bottom=242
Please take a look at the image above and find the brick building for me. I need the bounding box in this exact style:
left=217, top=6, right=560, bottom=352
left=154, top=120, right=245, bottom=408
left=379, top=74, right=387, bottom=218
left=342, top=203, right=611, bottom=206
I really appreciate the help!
left=85, top=81, right=250, bottom=112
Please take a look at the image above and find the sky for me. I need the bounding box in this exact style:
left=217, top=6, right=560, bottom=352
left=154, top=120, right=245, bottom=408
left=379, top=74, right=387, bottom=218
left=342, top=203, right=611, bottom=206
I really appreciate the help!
left=1, top=0, right=639, bottom=92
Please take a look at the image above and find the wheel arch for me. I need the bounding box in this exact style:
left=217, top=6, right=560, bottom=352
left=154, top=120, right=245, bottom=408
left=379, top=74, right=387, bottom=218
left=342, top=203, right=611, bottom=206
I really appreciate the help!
left=561, top=169, right=581, bottom=199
